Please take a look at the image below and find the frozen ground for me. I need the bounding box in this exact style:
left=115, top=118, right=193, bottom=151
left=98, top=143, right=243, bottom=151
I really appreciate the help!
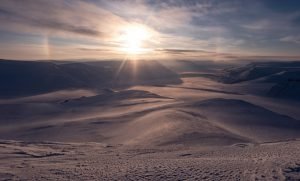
left=1, top=139, right=300, bottom=180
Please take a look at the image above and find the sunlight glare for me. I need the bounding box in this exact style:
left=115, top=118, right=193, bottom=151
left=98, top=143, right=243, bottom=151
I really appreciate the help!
left=121, top=25, right=150, bottom=54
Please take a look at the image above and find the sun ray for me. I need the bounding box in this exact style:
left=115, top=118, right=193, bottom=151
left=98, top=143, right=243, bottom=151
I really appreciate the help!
left=120, top=24, right=151, bottom=54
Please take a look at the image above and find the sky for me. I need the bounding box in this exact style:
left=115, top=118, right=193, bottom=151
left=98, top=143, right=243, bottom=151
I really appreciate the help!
left=0, top=0, right=300, bottom=61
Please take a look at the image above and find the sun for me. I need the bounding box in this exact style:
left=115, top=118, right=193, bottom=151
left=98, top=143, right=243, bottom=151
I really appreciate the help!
left=120, top=25, right=150, bottom=54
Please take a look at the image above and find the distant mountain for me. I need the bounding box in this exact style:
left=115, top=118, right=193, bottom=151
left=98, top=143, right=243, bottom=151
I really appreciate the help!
left=218, top=61, right=300, bottom=100
left=160, top=60, right=236, bottom=73
left=111, top=60, right=182, bottom=86
left=267, top=72, right=300, bottom=99
left=220, top=61, right=300, bottom=83
left=0, top=60, right=181, bottom=98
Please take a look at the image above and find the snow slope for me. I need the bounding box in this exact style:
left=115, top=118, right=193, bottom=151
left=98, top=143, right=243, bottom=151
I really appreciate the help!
left=1, top=60, right=300, bottom=180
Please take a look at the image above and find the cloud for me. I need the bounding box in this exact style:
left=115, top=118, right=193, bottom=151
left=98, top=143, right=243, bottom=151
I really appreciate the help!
left=31, top=19, right=102, bottom=37
left=241, top=20, right=271, bottom=30
left=155, top=48, right=209, bottom=54
left=280, top=35, right=300, bottom=44
left=154, top=48, right=244, bottom=61
left=78, top=48, right=108, bottom=52
left=0, top=0, right=300, bottom=60
left=0, top=0, right=125, bottom=38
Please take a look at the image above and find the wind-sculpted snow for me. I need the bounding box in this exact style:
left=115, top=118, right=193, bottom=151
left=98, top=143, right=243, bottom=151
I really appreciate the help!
left=1, top=90, right=300, bottom=146
left=188, top=98, right=300, bottom=143
left=1, top=60, right=300, bottom=180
